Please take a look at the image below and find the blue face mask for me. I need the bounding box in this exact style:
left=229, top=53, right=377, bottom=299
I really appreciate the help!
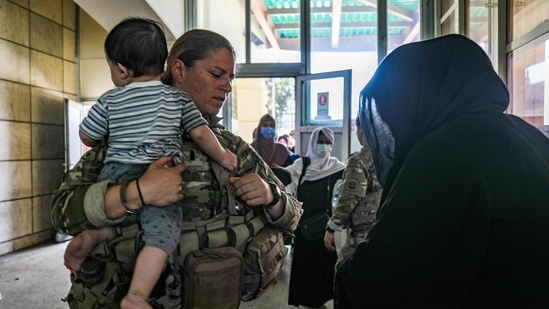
left=260, top=127, right=276, bottom=140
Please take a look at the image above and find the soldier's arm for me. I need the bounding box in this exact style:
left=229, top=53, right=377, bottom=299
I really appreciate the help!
left=50, top=142, right=124, bottom=235
left=327, top=153, right=368, bottom=231
left=217, top=129, right=302, bottom=233
left=51, top=145, right=187, bottom=235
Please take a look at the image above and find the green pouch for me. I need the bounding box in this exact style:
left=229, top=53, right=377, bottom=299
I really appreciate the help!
left=183, top=247, right=244, bottom=309
left=299, top=211, right=330, bottom=241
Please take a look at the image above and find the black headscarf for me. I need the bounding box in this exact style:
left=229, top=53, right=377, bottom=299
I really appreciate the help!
left=359, top=34, right=509, bottom=189
left=347, top=34, right=549, bottom=308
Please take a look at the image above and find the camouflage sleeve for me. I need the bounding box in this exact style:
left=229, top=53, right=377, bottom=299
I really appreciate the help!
left=328, top=152, right=368, bottom=231
left=215, top=128, right=302, bottom=233
left=50, top=142, right=122, bottom=235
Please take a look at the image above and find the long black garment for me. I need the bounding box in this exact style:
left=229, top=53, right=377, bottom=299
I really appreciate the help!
left=288, top=170, right=343, bottom=308
left=344, top=34, right=549, bottom=308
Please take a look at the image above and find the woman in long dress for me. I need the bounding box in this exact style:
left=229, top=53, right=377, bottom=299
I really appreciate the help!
left=283, top=127, right=345, bottom=308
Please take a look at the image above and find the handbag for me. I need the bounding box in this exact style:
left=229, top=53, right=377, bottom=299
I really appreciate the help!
left=299, top=211, right=330, bottom=241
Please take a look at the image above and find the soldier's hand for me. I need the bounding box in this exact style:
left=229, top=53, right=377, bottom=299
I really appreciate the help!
left=139, top=156, right=187, bottom=206
left=229, top=174, right=271, bottom=207
left=324, top=231, right=336, bottom=251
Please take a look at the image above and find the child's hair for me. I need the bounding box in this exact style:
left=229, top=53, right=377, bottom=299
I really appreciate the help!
left=104, top=17, right=168, bottom=77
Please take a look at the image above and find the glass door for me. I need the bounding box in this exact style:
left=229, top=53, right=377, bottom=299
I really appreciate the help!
left=296, top=69, right=352, bottom=162
left=64, top=99, right=88, bottom=171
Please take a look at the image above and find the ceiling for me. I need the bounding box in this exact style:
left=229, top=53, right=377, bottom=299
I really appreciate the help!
left=74, top=0, right=184, bottom=41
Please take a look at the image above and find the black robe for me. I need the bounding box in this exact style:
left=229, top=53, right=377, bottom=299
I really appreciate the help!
left=343, top=34, right=549, bottom=308
left=288, top=170, right=343, bottom=307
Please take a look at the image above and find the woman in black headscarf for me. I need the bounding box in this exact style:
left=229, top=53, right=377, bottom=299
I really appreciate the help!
left=342, top=35, right=549, bottom=308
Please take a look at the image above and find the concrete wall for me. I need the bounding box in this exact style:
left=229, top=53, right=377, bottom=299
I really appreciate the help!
left=0, top=0, right=77, bottom=255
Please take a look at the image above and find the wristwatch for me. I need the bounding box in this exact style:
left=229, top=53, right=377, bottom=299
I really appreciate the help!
left=119, top=182, right=137, bottom=214
left=265, top=181, right=281, bottom=209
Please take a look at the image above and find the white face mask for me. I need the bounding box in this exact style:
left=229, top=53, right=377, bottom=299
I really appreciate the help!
left=315, top=143, right=332, bottom=156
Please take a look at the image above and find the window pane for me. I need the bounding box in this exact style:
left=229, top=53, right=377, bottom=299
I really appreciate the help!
left=467, top=0, right=492, bottom=57
left=440, top=0, right=458, bottom=35
left=231, top=77, right=296, bottom=144
left=387, top=0, right=421, bottom=51
left=509, top=0, right=549, bottom=41
left=310, top=1, right=378, bottom=126
left=309, top=1, right=420, bottom=126
left=300, top=76, right=345, bottom=127
left=508, top=38, right=549, bottom=137
left=251, top=0, right=301, bottom=63
left=199, top=0, right=248, bottom=64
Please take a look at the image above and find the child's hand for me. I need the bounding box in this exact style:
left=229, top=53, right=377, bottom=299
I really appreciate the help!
left=220, top=148, right=237, bottom=171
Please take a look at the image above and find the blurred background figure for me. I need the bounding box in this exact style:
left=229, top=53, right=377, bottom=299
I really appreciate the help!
left=278, top=134, right=290, bottom=148
left=278, top=134, right=300, bottom=163
left=251, top=114, right=293, bottom=168
left=288, top=129, right=296, bottom=153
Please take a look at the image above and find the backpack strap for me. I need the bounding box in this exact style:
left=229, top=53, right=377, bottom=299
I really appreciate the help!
left=298, top=156, right=311, bottom=186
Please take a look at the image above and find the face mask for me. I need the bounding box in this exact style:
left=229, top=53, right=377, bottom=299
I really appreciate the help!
left=315, top=143, right=332, bottom=156
left=260, top=127, right=276, bottom=140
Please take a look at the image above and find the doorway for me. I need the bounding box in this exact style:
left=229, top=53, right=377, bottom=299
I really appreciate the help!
left=230, top=69, right=352, bottom=162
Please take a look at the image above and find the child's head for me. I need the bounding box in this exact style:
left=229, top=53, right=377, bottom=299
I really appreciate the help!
left=104, top=17, right=168, bottom=85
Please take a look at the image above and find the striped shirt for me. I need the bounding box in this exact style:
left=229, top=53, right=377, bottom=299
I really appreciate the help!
left=80, top=81, right=207, bottom=164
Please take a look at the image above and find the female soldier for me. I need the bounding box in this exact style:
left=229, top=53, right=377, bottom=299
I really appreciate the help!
left=51, top=29, right=301, bottom=308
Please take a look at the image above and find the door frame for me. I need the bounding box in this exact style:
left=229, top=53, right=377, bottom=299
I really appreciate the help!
left=295, top=69, right=352, bottom=161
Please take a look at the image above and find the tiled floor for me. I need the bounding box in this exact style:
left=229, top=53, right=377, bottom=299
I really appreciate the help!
left=0, top=240, right=333, bottom=309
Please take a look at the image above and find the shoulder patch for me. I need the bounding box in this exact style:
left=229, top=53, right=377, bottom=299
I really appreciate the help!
left=348, top=180, right=357, bottom=190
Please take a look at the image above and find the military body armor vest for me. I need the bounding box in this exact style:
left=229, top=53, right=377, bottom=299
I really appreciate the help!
left=64, top=139, right=287, bottom=309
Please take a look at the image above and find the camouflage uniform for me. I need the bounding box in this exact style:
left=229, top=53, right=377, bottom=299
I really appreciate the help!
left=51, top=114, right=301, bottom=238
left=327, top=145, right=382, bottom=268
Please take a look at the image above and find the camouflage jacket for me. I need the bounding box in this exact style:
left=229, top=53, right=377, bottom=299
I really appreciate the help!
left=50, top=115, right=301, bottom=235
left=327, top=145, right=382, bottom=233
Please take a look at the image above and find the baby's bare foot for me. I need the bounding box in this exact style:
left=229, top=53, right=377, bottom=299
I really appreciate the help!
left=63, top=228, right=117, bottom=273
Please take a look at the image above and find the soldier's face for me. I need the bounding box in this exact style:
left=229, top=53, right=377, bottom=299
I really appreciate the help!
left=178, top=49, right=236, bottom=117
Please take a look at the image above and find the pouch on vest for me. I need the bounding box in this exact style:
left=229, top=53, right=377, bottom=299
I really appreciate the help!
left=241, top=227, right=287, bottom=301
left=63, top=139, right=286, bottom=307
left=182, top=246, right=244, bottom=309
